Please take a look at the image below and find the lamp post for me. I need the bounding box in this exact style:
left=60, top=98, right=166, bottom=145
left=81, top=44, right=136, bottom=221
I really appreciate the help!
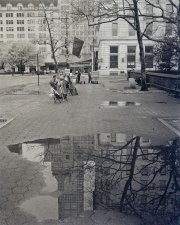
left=37, top=52, right=39, bottom=86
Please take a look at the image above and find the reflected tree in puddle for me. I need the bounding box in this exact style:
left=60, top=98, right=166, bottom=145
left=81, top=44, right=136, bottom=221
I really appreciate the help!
left=8, top=134, right=180, bottom=225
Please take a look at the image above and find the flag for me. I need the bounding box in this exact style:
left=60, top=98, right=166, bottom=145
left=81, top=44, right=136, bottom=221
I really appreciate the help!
left=72, top=37, right=84, bottom=58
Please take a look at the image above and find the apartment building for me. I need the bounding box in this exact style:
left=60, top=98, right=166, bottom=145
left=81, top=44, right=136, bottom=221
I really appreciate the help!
left=0, top=0, right=59, bottom=72
left=94, top=0, right=177, bottom=76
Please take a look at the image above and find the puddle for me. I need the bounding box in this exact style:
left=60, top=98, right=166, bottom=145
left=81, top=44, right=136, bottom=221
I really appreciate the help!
left=100, top=101, right=141, bottom=108
left=8, top=134, right=180, bottom=224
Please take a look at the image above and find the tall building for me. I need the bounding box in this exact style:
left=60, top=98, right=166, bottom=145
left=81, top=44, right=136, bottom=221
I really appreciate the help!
left=0, top=0, right=59, bottom=72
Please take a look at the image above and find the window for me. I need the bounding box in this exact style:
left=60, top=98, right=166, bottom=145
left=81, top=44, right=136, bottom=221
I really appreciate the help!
left=38, top=26, right=46, bottom=31
left=165, top=22, right=172, bottom=35
left=38, top=19, right=46, bottom=24
left=112, top=23, right=118, bottom=36
left=141, top=195, right=147, bottom=205
left=6, top=13, right=13, bottom=17
left=0, top=34, right=3, bottom=38
left=6, top=4, right=12, bottom=10
left=39, top=33, right=46, bottom=38
left=17, top=13, right=24, bottom=17
left=17, top=34, right=25, bottom=38
left=126, top=149, right=133, bottom=160
left=28, top=26, right=35, bottom=31
left=27, top=12, right=35, bottom=17
left=0, top=27, right=2, bottom=31
left=111, top=133, right=116, bottom=142
left=146, top=4, right=153, bottom=15
left=38, top=12, right=44, bottom=17
left=146, top=21, right=153, bottom=36
left=160, top=166, right=166, bottom=175
left=28, top=33, right=35, bottom=38
left=141, top=166, right=148, bottom=176
left=0, top=20, right=2, bottom=24
left=142, top=149, right=148, bottom=160
left=18, top=6, right=23, bottom=10
left=141, top=180, right=148, bottom=190
left=129, top=24, right=135, bottom=36
left=28, top=4, right=34, bottom=10
left=17, top=27, right=24, bottom=31
left=28, top=19, right=35, bottom=24
left=17, top=20, right=24, bottom=24
left=160, top=180, right=166, bottom=190
left=6, top=27, right=14, bottom=31
left=166, top=4, right=172, bottom=17
left=0, top=13, right=2, bottom=17
left=129, top=4, right=134, bottom=16
left=127, top=46, right=136, bottom=68
left=49, top=3, right=54, bottom=9
left=126, top=164, right=131, bottom=175
left=110, top=46, right=118, bottom=68
left=145, top=46, right=154, bottom=68
left=7, top=34, right=14, bottom=38
left=6, top=20, right=13, bottom=24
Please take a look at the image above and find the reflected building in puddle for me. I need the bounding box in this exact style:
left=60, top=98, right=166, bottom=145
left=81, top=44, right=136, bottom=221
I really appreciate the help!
left=8, top=133, right=180, bottom=224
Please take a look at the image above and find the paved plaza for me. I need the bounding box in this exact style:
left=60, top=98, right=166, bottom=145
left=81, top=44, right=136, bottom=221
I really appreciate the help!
left=0, top=74, right=180, bottom=225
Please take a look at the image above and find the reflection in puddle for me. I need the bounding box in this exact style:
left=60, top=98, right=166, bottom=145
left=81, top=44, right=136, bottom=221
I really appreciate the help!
left=8, top=134, right=180, bottom=225
left=100, top=101, right=141, bottom=108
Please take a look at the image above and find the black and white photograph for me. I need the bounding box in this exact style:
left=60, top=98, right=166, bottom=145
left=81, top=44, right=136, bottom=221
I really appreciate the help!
left=0, top=0, right=180, bottom=225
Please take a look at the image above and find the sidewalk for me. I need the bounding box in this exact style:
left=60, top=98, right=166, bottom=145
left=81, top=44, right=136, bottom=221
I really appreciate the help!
left=0, top=75, right=180, bottom=225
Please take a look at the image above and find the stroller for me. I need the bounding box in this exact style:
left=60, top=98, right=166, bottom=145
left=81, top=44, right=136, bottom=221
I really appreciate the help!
left=50, top=83, right=68, bottom=103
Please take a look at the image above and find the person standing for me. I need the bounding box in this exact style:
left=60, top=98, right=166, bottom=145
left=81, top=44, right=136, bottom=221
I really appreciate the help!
left=77, top=68, right=81, bottom=84
left=88, top=68, right=92, bottom=83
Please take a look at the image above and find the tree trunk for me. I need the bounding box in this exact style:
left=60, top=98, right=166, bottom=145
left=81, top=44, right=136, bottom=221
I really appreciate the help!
left=40, top=0, right=58, bottom=73
left=119, top=136, right=140, bottom=212
left=178, top=1, right=180, bottom=74
left=133, top=0, right=148, bottom=91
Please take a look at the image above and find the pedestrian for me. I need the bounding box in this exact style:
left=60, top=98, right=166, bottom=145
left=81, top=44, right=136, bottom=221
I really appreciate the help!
left=49, top=74, right=58, bottom=90
left=77, top=68, right=81, bottom=84
left=49, top=74, right=60, bottom=93
left=88, top=68, right=92, bottom=83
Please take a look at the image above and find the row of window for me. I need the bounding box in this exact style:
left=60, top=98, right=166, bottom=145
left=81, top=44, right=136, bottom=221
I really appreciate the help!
left=0, top=12, right=54, bottom=18
left=0, top=33, right=46, bottom=38
left=0, top=26, right=47, bottom=32
left=110, top=46, right=153, bottom=69
left=112, top=22, right=173, bottom=37
left=0, top=18, right=44, bottom=26
left=1, top=3, right=54, bottom=11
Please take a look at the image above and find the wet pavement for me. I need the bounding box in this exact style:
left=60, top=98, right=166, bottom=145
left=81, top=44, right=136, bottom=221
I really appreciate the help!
left=0, top=75, right=180, bottom=225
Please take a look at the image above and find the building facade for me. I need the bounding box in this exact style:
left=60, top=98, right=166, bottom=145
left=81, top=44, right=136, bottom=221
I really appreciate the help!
left=94, top=0, right=177, bottom=76
left=0, top=0, right=59, bottom=72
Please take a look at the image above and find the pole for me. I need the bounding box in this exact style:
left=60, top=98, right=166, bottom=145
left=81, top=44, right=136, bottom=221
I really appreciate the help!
left=37, top=53, right=39, bottom=86
left=65, top=14, right=69, bottom=69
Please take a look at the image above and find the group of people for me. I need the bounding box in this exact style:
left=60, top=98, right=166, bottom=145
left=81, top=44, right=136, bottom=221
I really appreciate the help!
left=49, top=68, right=92, bottom=98
left=76, top=68, right=92, bottom=84
left=49, top=71, right=69, bottom=97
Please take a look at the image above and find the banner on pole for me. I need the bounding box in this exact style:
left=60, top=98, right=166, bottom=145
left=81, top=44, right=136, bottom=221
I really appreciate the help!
left=72, top=37, right=84, bottom=58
